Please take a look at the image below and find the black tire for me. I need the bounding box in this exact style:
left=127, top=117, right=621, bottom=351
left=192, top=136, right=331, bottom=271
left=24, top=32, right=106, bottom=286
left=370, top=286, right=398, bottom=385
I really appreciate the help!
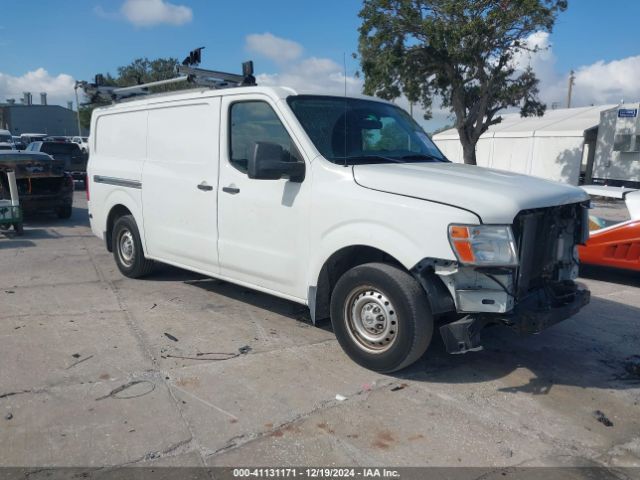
left=112, top=215, right=154, bottom=278
left=13, top=223, right=24, bottom=236
left=330, top=262, right=433, bottom=373
left=57, top=205, right=72, bottom=219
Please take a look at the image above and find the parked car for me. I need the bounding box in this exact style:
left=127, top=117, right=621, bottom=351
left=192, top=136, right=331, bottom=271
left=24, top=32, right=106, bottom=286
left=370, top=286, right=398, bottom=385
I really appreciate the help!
left=44, top=136, right=70, bottom=143
left=579, top=185, right=640, bottom=271
left=87, top=87, right=590, bottom=372
left=11, top=136, right=26, bottom=151
left=0, top=131, right=16, bottom=151
left=20, top=133, right=48, bottom=145
left=0, top=129, right=12, bottom=144
left=0, top=151, right=74, bottom=218
left=71, top=136, right=90, bottom=154
left=26, top=141, right=87, bottom=181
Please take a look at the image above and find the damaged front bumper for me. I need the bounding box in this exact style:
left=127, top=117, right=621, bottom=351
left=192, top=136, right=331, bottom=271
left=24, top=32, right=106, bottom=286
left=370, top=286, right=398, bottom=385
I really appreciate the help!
left=439, top=281, right=590, bottom=354
left=435, top=201, right=591, bottom=354
left=503, top=281, right=590, bottom=334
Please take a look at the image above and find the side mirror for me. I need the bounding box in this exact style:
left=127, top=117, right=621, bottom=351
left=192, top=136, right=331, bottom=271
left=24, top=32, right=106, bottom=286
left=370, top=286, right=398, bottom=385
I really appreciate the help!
left=247, top=141, right=305, bottom=183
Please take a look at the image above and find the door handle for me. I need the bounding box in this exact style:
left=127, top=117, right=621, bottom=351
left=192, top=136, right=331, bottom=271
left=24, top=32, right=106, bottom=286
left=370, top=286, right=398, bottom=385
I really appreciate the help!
left=197, top=183, right=213, bottom=191
left=222, top=186, right=240, bottom=194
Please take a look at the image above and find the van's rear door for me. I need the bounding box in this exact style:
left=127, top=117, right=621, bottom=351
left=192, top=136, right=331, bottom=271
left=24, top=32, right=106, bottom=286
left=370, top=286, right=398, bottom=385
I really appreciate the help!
left=141, top=99, right=221, bottom=273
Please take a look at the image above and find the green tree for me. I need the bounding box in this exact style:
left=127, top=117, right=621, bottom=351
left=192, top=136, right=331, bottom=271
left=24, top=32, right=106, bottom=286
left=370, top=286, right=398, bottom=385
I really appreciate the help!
left=78, top=105, right=95, bottom=131
left=358, top=0, right=567, bottom=165
left=115, top=58, right=184, bottom=91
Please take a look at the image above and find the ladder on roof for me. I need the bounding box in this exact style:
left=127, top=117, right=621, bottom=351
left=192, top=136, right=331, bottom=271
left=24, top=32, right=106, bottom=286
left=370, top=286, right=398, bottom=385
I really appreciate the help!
left=75, top=47, right=256, bottom=104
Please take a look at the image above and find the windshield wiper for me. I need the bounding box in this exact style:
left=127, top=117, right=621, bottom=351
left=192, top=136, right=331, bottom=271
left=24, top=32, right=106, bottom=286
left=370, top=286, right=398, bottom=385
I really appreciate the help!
left=340, top=154, right=406, bottom=164
left=339, top=153, right=444, bottom=165
left=399, top=153, right=444, bottom=162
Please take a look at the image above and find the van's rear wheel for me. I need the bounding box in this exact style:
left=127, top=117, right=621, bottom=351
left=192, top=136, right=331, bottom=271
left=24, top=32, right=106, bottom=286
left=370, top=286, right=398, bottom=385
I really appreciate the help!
left=330, top=262, right=433, bottom=373
left=112, top=215, right=154, bottom=278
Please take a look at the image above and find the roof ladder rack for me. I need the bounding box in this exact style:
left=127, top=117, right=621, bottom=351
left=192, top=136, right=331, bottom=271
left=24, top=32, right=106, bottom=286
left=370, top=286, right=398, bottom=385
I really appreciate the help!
left=75, top=47, right=256, bottom=104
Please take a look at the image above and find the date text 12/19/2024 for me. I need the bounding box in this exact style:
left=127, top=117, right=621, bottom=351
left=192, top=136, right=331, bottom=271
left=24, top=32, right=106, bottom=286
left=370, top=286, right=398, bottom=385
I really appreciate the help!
left=233, top=468, right=400, bottom=478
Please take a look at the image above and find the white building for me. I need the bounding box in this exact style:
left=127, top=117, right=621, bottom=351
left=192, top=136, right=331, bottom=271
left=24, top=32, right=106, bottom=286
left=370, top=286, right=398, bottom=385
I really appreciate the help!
left=432, top=104, right=640, bottom=187
left=592, top=105, right=640, bottom=188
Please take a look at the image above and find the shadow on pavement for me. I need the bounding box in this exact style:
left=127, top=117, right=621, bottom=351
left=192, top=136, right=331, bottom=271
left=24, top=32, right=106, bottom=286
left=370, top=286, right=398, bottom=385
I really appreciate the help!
left=139, top=263, right=331, bottom=331
left=400, top=294, right=640, bottom=393
left=580, top=264, right=640, bottom=288
left=0, top=227, right=63, bottom=248
left=141, top=263, right=207, bottom=283
left=0, top=207, right=91, bottom=248
left=145, top=264, right=331, bottom=331
left=138, top=263, right=640, bottom=392
left=183, top=274, right=320, bottom=327
left=23, top=205, right=89, bottom=229
left=0, top=235, right=36, bottom=249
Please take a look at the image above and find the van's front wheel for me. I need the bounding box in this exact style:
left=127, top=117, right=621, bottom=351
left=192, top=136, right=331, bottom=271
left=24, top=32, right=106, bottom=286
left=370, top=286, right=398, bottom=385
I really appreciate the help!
left=112, top=215, right=154, bottom=278
left=330, top=262, right=433, bottom=373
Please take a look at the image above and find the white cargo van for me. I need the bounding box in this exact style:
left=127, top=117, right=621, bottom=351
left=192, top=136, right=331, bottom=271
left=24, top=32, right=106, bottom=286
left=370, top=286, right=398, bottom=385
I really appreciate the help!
left=87, top=86, right=591, bottom=372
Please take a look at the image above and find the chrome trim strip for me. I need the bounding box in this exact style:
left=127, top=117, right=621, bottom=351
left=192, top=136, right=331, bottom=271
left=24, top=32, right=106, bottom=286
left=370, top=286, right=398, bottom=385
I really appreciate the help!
left=93, top=175, right=142, bottom=189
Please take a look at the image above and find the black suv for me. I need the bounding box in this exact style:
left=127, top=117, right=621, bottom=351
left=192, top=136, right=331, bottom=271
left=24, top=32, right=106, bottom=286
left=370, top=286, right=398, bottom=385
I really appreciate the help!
left=26, top=141, right=87, bottom=181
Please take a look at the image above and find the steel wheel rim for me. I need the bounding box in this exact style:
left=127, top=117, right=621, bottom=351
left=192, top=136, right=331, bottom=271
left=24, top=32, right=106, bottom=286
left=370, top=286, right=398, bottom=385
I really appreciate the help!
left=344, top=286, right=398, bottom=354
left=118, top=228, right=135, bottom=267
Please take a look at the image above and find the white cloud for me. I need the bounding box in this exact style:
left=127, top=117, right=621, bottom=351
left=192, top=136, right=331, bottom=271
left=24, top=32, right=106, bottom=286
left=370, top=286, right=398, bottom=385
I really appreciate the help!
left=513, top=31, right=556, bottom=82
left=120, top=0, right=192, bottom=27
left=93, top=5, right=120, bottom=20
left=245, top=33, right=304, bottom=64
left=562, top=56, right=640, bottom=106
left=0, top=68, right=75, bottom=107
left=256, top=56, right=362, bottom=96
left=515, top=31, right=640, bottom=107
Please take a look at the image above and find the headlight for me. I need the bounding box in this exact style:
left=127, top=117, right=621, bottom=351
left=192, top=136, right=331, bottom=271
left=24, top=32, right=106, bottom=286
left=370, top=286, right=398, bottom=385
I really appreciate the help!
left=448, top=224, right=518, bottom=266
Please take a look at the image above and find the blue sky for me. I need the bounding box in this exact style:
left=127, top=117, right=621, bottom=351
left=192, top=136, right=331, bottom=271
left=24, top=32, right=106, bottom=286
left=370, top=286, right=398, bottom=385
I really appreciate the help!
left=1, top=0, right=363, bottom=80
left=1, top=0, right=639, bottom=131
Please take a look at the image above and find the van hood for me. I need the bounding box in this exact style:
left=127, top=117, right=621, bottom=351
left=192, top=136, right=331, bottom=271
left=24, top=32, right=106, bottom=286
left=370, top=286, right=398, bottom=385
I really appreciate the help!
left=352, top=162, right=589, bottom=224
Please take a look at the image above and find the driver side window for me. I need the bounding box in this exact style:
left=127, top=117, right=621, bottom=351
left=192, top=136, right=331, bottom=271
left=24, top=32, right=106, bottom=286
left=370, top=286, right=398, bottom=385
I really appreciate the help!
left=229, top=101, right=300, bottom=173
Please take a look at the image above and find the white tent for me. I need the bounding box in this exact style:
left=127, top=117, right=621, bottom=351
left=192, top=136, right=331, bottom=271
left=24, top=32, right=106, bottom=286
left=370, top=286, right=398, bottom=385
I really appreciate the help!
left=433, top=105, right=617, bottom=185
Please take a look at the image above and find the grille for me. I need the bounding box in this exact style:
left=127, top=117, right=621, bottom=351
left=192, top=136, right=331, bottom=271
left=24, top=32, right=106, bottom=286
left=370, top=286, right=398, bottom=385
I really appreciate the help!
left=512, top=202, right=587, bottom=299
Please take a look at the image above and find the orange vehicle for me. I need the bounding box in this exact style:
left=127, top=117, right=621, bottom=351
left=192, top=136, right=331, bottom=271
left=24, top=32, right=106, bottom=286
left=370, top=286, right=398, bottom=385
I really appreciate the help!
left=578, top=186, right=640, bottom=271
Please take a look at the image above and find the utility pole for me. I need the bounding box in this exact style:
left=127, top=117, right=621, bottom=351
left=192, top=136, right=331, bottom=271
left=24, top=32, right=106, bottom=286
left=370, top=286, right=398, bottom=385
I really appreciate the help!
left=74, top=82, right=82, bottom=136
left=566, top=70, right=575, bottom=108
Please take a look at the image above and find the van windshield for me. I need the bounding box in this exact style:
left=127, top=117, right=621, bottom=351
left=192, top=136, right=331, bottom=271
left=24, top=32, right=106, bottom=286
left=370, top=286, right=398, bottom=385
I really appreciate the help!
left=287, top=95, right=448, bottom=165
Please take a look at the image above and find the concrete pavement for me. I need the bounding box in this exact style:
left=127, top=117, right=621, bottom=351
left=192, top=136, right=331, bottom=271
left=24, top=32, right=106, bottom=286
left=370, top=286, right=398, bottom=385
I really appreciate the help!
left=1, top=191, right=638, bottom=472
